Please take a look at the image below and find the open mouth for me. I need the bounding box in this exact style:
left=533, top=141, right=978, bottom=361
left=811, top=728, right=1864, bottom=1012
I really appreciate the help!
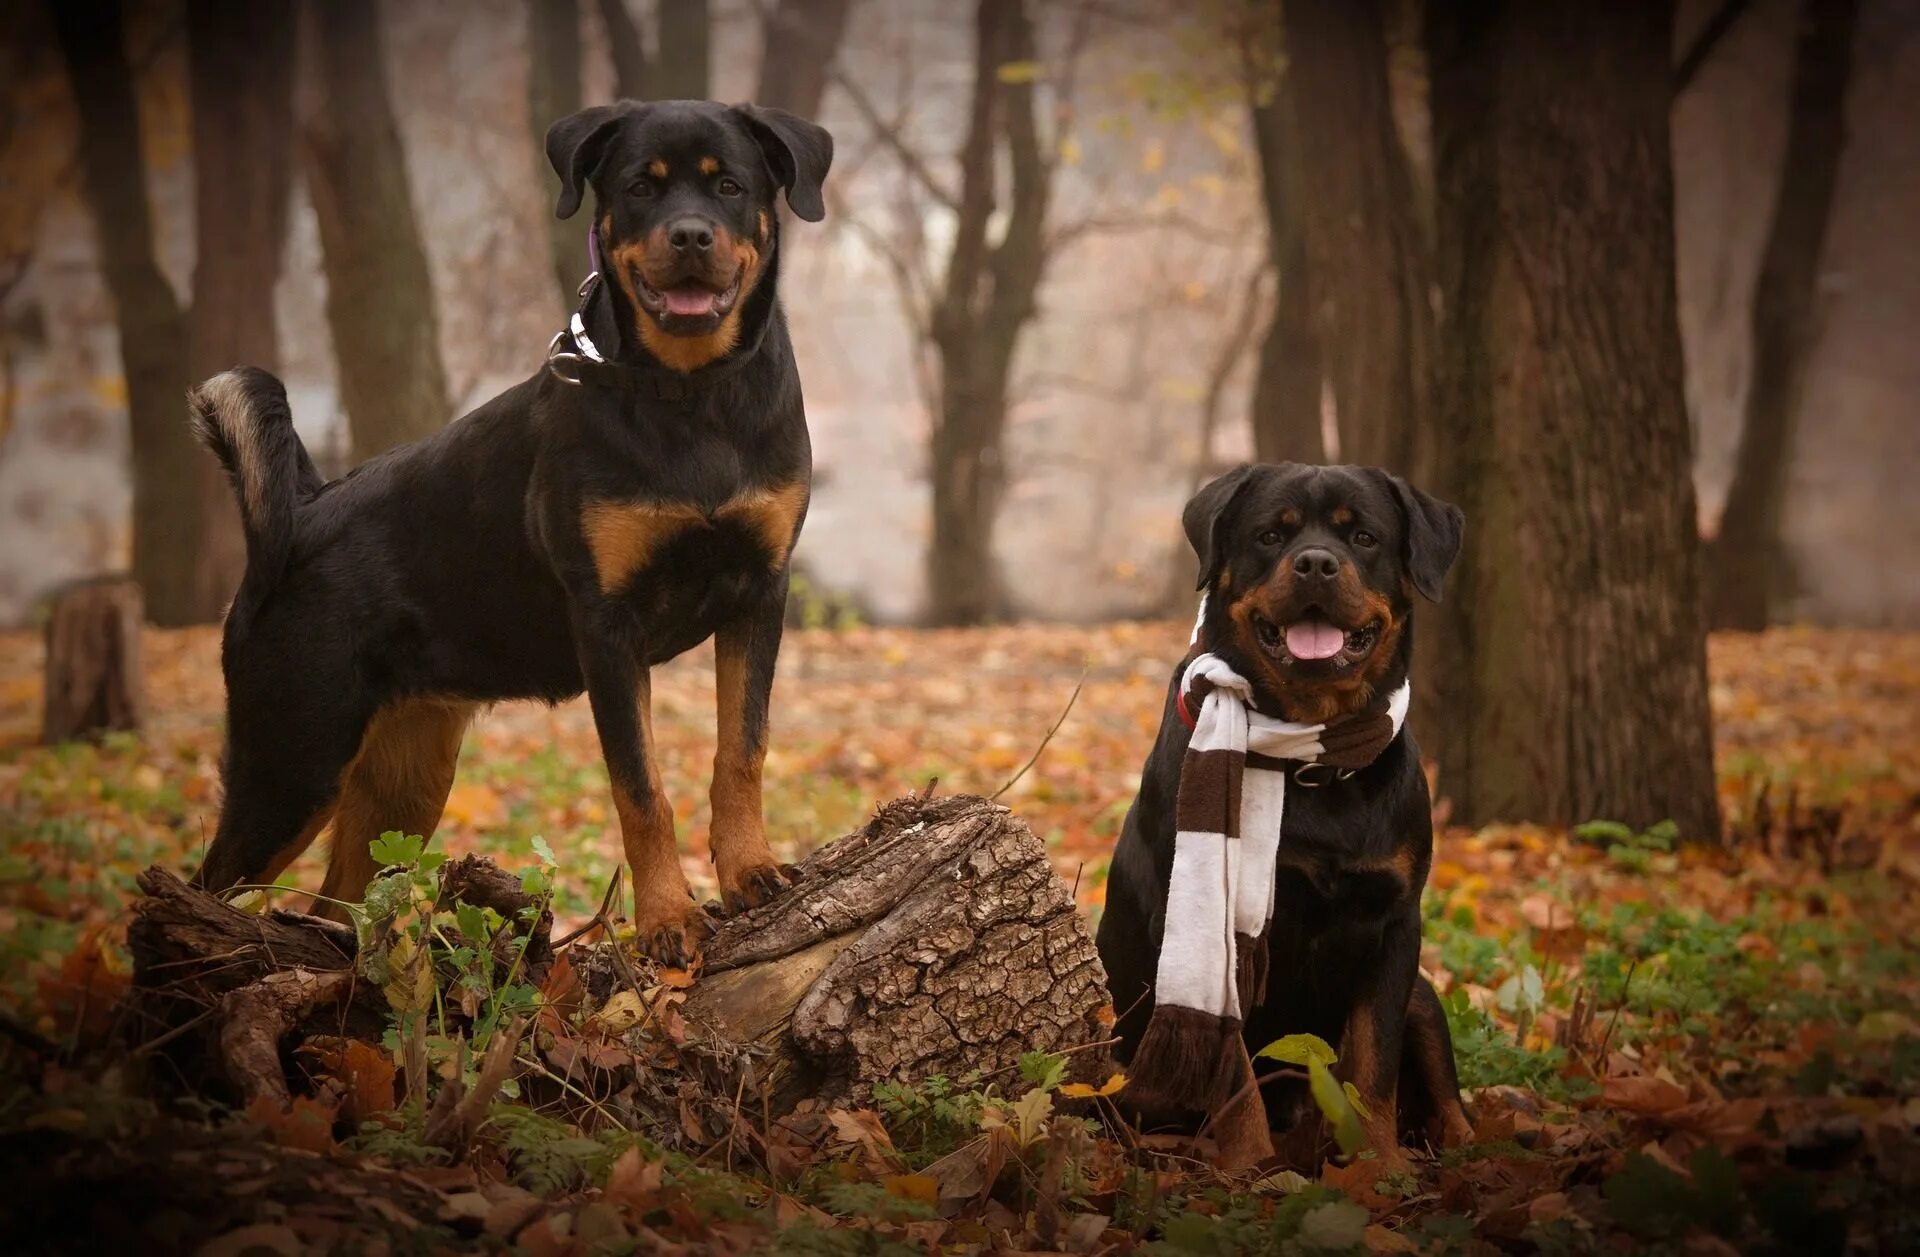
left=1252, top=611, right=1382, bottom=668
left=634, top=271, right=744, bottom=324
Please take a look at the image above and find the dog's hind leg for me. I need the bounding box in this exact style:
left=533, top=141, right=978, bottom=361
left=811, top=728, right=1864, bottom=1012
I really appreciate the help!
left=314, top=698, right=474, bottom=919
left=1400, top=975, right=1475, bottom=1148
left=194, top=710, right=360, bottom=900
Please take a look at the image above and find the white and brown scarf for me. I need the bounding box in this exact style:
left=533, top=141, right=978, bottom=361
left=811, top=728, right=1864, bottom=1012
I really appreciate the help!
left=1127, top=621, right=1410, bottom=1113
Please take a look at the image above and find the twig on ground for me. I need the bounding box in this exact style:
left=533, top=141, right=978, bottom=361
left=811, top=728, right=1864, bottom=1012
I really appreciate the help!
left=552, top=867, right=625, bottom=949
left=991, top=666, right=1089, bottom=800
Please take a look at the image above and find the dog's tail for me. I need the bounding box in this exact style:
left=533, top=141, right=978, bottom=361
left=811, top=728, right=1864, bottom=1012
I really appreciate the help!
left=188, top=367, right=324, bottom=600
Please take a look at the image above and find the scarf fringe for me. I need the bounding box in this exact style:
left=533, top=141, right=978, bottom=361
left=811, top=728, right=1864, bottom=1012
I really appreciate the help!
left=1127, top=1006, right=1242, bottom=1113
left=1234, top=927, right=1269, bottom=1013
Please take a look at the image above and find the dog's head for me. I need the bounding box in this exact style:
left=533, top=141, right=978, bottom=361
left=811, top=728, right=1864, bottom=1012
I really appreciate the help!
left=546, top=100, right=832, bottom=370
left=1184, top=463, right=1463, bottom=722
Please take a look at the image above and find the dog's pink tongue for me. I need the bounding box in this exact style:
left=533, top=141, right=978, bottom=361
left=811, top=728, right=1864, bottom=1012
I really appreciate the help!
left=663, top=287, right=716, bottom=316
left=1285, top=620, right=1346, bottom=660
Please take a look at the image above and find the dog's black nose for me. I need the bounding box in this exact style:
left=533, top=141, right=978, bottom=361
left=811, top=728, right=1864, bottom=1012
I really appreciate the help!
left=1292, top=547, right=1342, bottom=581
left=667, top=218, right=716, bottom=254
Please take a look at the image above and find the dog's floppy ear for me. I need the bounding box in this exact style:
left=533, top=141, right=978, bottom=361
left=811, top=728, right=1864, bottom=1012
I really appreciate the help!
left=1183, top=465, right=1258, bottom=591
left=1372, top=471, right=1464, bottom=602
left=546, top=104, right=630, bottom=220
left=733, top=104, right=833, bottom=222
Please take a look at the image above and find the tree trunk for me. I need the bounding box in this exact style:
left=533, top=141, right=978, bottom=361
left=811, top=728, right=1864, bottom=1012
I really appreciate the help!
left=755, top=0, right=854, bottom=117
left=1705, top=0, right=1856, bottom=630
left=41, top=577, right=145, bottom=743
left=302, top=0, right=451, bottom=463
left=925, top=0, right=1050, bottom=627
left=49, top=0, right=208, bottom=627
left=528, top=0, right=587, bottom=310
left=1426, top=1, right=1719, bottom=839
left=927, top=388, right=1009, bottom=626
left=186, top=0, right=296, bottom=615
left=126, top=795, right=1109, bottom=1119
left=596, top=0, right=649, bottom=99
left=1248, top=72, right=1324, bottom=465
left=1278, top=0, right=1430, bottom=474
left=651, top=0, right=710, bottom=100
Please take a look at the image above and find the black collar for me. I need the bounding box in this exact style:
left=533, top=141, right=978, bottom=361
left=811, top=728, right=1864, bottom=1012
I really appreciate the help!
left=545, top=269, right=775, bottom=403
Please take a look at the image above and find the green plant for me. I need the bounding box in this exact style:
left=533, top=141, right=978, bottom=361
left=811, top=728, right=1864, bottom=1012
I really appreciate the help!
left=1574, top=817, right=1678, bottom=873
left=786, top=571, right=865, bottom=631
left=1602, top=1146, right=1744, bottom=1239
left=1438, top=989, right=1592, bottom=1100
left=486, top=1105, right=626, bottom=1194
left=1152, top=1185, right=1368, bottom=1255
left=872, top=1071, right=990, bottom=1164
left=1254, top=1034, right=1372, bottom=1156
left=353, top=831, right=556, bottom=1105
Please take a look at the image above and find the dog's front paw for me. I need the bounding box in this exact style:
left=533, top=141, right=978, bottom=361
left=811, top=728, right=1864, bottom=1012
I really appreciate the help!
left=720, top=862, right=792, bottom=915
left=632, top=898, right=715, bottom=969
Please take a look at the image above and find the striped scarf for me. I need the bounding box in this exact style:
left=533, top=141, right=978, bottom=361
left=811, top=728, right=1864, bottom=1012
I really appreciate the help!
left=1127, top=631, right=1410, bottom=1113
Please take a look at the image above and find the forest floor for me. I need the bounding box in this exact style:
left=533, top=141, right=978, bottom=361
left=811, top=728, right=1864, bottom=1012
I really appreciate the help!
left=2, top=623, right=1918, bottom=1254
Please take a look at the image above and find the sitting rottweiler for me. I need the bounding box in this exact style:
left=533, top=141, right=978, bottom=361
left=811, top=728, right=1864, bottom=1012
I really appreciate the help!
left=186, top=100, right=831, bottom=966
left=1097, top=462, right=1474, bottom=1165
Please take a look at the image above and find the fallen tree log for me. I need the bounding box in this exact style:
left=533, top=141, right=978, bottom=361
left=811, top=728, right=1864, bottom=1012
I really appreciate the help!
left=124, top=793, right=1114, bottom=1130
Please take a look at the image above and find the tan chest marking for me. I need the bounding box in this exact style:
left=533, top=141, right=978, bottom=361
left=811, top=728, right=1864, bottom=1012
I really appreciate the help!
left=582, top=482, right=809, bottom=593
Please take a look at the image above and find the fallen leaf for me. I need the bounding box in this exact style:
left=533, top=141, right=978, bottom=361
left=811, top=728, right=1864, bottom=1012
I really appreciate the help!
left=1602, top=1075, right=1690, bottom=1115
left=244, top=1094, right=338, bottom=1155
left=882, top=1173, right=938, bottom=1204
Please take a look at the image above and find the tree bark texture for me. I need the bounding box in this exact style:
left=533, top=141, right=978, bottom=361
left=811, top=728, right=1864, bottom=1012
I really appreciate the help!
left=528, top=0, right=588, bottom=310
left=1248, top=71, right=1324, bottom=465
left=185, top=0, right=297, bottom=615
left=678, top=795, right=1109, bottom=1110
left=1705, top=0, right=1857, bottom=630
left=127, top=795, right=1109, bottom=1124
left=926, top=0, right=1050, bottom=626
left=302, top=0, right=451, bottom=464
left=49, top=0, right=207, bottom=627
left=651, top=0, right=710, bottom=101
left=1425, top=1, right=1719, bottom=839
left=40, top=577, right=146, bottom=743
left=1279, top=0, right=1430, bottom=475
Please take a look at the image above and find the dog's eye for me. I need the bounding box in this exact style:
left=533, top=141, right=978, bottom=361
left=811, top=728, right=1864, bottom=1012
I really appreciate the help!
left=1353, top=530, right=1378, bottom=548
left=716, top=176, right=745, bottom=197
left=1258, top=530, right=1283, bottom=547
left=629, top=180, right=656, bottom=198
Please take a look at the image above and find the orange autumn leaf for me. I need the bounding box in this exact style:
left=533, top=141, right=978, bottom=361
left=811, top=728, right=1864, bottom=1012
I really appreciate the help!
left=301, top=1038, right=397, bottom=1123
left=882, top=1174, right=938, bottom=1205
left=244, top=1094, right=339, bottom=1154
left=1058, top=1072, right=1127, bottom=1099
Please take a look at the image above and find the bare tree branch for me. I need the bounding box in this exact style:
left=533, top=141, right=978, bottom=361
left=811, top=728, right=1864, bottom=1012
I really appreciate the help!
left=828, top=67, right=960, bottom=211
left=1674, top=0, right=1755, bottom=94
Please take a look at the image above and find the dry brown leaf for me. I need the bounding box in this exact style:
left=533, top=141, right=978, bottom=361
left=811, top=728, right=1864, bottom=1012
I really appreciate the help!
left=1602, top=1075, right=1691, bottom=1115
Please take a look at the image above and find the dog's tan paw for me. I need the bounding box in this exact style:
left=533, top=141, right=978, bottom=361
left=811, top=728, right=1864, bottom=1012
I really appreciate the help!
left=633, top=900, right=714, bottom=969
left=720, top=862, right=792, bottom=915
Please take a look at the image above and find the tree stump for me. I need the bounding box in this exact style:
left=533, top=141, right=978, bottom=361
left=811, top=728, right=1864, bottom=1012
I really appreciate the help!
left=124, top=794, right=1114, bottom=1127
left=677, top=793, right=1113, bottom=1109
left=40, top=576, right=146, bottom=743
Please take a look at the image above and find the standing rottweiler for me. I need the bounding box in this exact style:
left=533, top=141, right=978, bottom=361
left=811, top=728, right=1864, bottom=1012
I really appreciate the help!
left=187, top=100, right=831, bottom=966
left=1097, top=462, right=1475, bottom=1164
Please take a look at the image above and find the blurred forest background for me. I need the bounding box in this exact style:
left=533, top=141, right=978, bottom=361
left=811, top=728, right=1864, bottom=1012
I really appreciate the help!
left=2, top=0, right=1918, bottom=839
left=2, top=0, right=1916, bottom=635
